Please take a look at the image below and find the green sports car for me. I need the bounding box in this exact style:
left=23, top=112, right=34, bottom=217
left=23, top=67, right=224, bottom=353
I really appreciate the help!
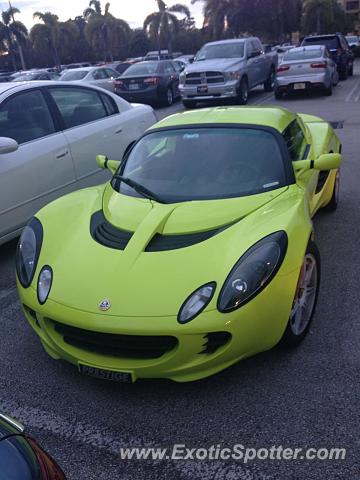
left=16, top=106, right=342, bottom=383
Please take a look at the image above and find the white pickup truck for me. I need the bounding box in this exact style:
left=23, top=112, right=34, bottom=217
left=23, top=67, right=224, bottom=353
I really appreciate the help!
left=179, top=38, right=278, bottom=108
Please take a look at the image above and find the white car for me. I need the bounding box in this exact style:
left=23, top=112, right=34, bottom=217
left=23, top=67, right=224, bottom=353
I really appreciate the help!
left=0, top=81, right=157, bottom=245
left=59, top=66, right=119, bottom=92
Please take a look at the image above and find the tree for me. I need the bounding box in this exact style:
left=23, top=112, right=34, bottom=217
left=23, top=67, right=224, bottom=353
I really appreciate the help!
left=32, top=12, right=62, bottom=69
left=84, top=1, right=130, bottom=61
left=302, top=0, right=351, bottom=35
left=0, top=6, right=27, bottom=70
left=144, top=0, right=191, bottom=55
left=191, top=0, right=238, bottom=40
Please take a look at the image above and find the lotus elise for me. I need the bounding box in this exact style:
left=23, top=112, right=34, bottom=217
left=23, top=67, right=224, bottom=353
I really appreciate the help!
left=16, top=106, right=342, bottom=382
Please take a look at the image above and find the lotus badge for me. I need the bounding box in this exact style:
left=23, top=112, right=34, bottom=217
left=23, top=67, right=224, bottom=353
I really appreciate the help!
left=99, top=299, right=111, bottom=312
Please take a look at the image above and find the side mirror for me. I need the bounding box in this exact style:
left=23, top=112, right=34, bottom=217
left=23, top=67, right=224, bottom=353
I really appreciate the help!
left=293, top=153, right=342, bottom=172
left=0, top=137, right=18, bottom=154
left=96, top=154, right=121, bottom=174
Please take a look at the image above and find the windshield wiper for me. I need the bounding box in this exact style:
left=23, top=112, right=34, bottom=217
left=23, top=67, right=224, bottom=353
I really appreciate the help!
left=113, top=175, right=166, bottom=204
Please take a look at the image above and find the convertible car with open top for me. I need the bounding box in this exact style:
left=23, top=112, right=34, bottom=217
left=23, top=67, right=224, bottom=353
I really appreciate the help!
left=16, top=106, right=342, bottom=382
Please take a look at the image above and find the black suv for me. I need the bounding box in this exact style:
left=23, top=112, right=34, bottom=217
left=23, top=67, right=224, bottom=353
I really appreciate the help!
left=302, top=33, right=354, bottom=80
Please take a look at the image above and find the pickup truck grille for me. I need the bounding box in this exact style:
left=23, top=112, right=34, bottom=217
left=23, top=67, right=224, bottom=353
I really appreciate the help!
left=185, top=71, right=225, bottom=85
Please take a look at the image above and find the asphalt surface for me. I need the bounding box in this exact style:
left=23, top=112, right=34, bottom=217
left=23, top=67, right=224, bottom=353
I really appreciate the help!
left=1, top=63, right=360, bottom=480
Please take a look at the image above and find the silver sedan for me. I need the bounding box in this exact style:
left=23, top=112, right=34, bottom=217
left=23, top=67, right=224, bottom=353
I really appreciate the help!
left=59, top=66, right=119, bottom=92
left=275, top=45, right=339, bottom=99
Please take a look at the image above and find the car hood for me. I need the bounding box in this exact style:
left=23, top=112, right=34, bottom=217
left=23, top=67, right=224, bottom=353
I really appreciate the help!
left=36, top=184, right=295, bottom=317
left=186, top=58, right=245, bottom=73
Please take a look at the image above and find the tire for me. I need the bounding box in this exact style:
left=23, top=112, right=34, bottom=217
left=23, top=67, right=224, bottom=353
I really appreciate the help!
left=339, top=67, right=348, bottom=81
left=264, top=66, right=276, bottom=92
left=279, top=240, right=321, bottom=348
left=323, top=170, right=340, bottom=212
left=182, top=99, right=197, bottom=109
left=164, top=87, right=174, bottom=106
left=324, top=82, right=332, bottom=96
left=238, top=77, right=249, bottom=105
left=274, top=89, right=283, bottom=100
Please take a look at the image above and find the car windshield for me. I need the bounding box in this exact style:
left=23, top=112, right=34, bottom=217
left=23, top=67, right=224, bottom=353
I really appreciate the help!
left=303, top=36, right=339, bottom=50
left=114, top=128, right=287, bottom=203
left=284, top=49, right=323, bottom=61
left=123, top=62, right=159, bottom=76
left=60, top=70, right=88, bottom=81
left=196, top=42, right=245, bottom=61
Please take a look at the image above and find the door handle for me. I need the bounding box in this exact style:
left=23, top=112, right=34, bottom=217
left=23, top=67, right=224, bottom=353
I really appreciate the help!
left=115, top=127, right=123, bottom=134
left=56, top=150, right=69, bottom=159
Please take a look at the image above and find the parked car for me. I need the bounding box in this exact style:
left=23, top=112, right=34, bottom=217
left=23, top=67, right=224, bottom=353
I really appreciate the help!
left=62, top=62, right=92, bottom=70
left=0, top=81, right=156, bottom=245
left=59, top=67, right=119, bottom=92
left=104, top=61, right=132, bottom=75
left=301, top=33, right=354, bottom=80
left=114, top=60, right=181, bottom=106
left=0, top=71, right=14, bottom=82
left=275, top=45, right=339, bottom=98
left=175, top=55, right=195, bottom=64
left=179, top=38, right=278, bottom=108
left=346, top=35, right=360, bottom=48
left=12, top=71, right=60, bottom=82
left=16, top=106, right=342, bottom=382
left=0, top=412, right=66, bottom=479
left=145, top=50, right=172, bottom=61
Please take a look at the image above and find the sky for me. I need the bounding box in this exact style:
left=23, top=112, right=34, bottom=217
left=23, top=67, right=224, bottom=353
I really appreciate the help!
left=0, top=0, right=205, bottom=30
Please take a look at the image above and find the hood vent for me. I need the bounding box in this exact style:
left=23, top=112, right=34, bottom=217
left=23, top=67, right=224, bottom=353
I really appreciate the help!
left=145, top=227, right=227, bottom=252
left=90, top=211, right=133, bottom=251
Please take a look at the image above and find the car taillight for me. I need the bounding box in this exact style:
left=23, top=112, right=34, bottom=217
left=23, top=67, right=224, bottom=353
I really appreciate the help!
left=144, top=77, right=160, bottom=85
left=27, top=437, right=67, bottom=480
left=114, top=80, right=124, bottom=88
left=311, top=62, right=327, bottom=69
left=277, top=65, right=290, bottom=72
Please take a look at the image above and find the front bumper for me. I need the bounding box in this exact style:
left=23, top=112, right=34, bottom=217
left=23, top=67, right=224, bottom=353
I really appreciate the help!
left=180, top=80, right=239, bottom=101
left=276, top=72, right=330, bottom=91
left=18, top=265, right=299, bottom=383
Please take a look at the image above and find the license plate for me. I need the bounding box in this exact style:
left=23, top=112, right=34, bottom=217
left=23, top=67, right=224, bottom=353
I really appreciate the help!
left=129, top=83, right=140, bottom=90
left=293, top=83, right=306, bottom=90
left=197, top=85, right=208, bottom=94
left=79, top=364, right=133, bottom=383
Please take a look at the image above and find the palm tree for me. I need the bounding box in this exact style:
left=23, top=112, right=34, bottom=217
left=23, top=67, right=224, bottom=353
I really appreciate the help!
left=144, top=0, right=191, bottom=55
left=84, top=2, right=130, bottom=61
left=302, top=0, right=347, bottom=34
left=191, top=0, right=236, bottom=39
left=32, top=12, right=61, bottom=69
left=0, top=6, right=27, bottom=70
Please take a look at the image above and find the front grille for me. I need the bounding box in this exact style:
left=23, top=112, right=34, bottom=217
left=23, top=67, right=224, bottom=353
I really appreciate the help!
left=185, top=71, right=225, bottom=85
left=199, top=332, right=231, bottom=354
left=53, top=321, right=178, bottom=359
left=90, top=211, right=133, bottom=251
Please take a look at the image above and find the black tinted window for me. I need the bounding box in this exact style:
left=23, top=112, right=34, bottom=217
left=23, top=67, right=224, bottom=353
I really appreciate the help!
left=303, top=36, right=340, bottom=50
left=49, top=87, right=107, bottom=128
left=0, top=90, right=55, bottom=144
left=283, top=121, right=306, bottom=161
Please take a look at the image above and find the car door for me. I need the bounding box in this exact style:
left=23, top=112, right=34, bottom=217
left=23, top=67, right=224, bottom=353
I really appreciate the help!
left=47, top=85, right=134, bottom=189
left=245, top=42, right=258, bottom=88
left=89, top=68, right=114, bottom=91
left=0, top=88, right=76, bottom=242
left=165, top=62, right=179, bottom=97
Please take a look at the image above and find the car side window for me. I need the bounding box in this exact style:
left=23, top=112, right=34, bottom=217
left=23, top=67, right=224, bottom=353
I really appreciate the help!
left=164, top=62, right=176, bottom=74
left=48, top=87, right=108, bottom=129
left=105, top=68, right=117, bottom=79
left=283, top=121, right=306, bottom=161
left=0, top=90, right=55, bottom=144
left=92, top=69, right=107, bottom=80
left=246, top=41, right=254, bottom=58
left=100, top=92, right=119, bottom=116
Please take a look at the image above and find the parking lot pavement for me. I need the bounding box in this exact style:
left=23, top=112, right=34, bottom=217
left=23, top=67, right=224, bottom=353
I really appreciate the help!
left=1, top=63, right=360, bottom=480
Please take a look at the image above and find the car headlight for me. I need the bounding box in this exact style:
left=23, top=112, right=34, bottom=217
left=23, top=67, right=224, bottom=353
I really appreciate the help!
left=224, top=71, right=241, bottom=81
left=218, top=231, right=288, bottom=313
left=179, top=72, right=186, bottom=84
left=178, top=282, right=216, bottom=324
left=16, top=218, right=43, bottom=288
left=37, top=266, right=53, bottom=305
